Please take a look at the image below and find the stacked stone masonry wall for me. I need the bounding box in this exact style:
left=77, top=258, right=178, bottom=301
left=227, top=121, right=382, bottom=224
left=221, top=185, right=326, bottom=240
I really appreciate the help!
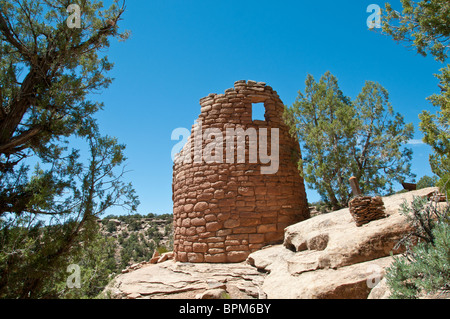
left=172, top=80, right=310, bottom=263
left=348, top=196, right=386, bottom=227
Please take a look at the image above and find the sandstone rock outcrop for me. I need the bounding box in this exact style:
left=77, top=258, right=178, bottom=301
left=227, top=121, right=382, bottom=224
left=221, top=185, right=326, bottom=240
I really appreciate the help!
left=103, top=258, right=265, bottom=299
left=172, top=80, right=310, bottom=263
left=103, top=188, right=440, bottom=299
left=246, top=187, right=438, bottom=299
left=120, top=252, right=174, bottom=273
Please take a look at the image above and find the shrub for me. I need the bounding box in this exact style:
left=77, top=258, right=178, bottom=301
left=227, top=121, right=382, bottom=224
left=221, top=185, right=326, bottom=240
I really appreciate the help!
left=128, top=220, right=142, bottom=231
left=106, top=221, right=117, bottom=233
left=386, top=196, right=450, bottom=298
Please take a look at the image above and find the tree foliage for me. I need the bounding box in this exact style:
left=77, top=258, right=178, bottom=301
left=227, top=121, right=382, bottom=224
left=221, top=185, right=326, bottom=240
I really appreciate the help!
left=0, top=0, right=138, bottom=298
left=0, top=0, right=129, bottom=166
left=99, top=214, right=173, bottom=272
left=416, top=175, right=438, bottom=189
left=381, top=0, right=450, bottom=63
left=381, top=0, right=450, bottom=195
left=0, top=128, right=139, bottom=298
left=285, top=71, right=414, bottom=209
left=386, top=197, right=450, bottom=298
left=420, top=64, right=450, bottom=194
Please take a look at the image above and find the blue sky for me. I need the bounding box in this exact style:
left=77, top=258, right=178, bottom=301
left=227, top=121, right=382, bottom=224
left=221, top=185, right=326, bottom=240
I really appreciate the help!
left=91, top=0, right=443, bottom=216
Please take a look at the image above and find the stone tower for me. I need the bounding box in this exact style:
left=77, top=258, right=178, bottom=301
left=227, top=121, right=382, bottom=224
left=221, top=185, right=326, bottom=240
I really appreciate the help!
left=172, top=80, right=309, bottom=263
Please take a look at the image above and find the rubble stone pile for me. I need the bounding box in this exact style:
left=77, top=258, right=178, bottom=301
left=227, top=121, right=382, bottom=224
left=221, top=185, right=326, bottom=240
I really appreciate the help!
left=349, top=196, right=386, bottom=227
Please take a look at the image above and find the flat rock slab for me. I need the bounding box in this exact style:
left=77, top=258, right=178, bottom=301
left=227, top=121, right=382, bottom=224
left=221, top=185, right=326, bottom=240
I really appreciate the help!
left=103, top=260, right=266, bottom=299
left=261, top=249, right=395, bottom=299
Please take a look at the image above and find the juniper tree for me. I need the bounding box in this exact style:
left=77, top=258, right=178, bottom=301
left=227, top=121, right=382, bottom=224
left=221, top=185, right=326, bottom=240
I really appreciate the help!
left=351, top=81, right=414, bottom=196
left=380, top=0, right=450, bottom=194
left=285, top=72, right=414, bottom=209
left=0, top=127, right=139, bottom=298
left=284, top=72, right=357, bottom=210
left=381, top=0, right=450, bottom=63
left=416, top=175, right=439, bottom=189
left=0, top=0, right=138, bottom=298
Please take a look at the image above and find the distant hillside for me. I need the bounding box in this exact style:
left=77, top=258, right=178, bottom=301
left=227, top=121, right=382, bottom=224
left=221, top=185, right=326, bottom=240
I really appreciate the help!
left=98, top=213, right=173, bottom=272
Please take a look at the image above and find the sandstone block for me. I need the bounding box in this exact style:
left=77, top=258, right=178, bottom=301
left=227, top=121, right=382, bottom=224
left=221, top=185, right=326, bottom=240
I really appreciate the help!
left=224, top=219, right=240, bottom=228
left=208, top=248, right=225, bottom=255
left=214, top=189, right=225, bottom=199
left=257, top=224, right=277, bottom=233
left=227, top=251, right=249, bottom=263
left=238, top=187, right=255, bottom=196
left=226, top=245, right=249, bottom=252
left=191, top=217, right=206, bottom=226
left=185, top=227, right=196, bottom=236
left=195, top=226, right=206, bottom=235
left=177, top=252, right=188, bottom=262
left=205, top=253, right=227, bottom=263
left=224, top=240, right=240, bottom=246
left=208, top=242, right=225, bottom=248
left=233, top=226, right=257, bottom=234
left=249, top=234, right=265, bottom=244
left=206, top=236, right=225, bottom=243
left=217, top=212, right=230, bottom=221
left=206, top=221, right=222, bottom=232
left=240, top=218, right=260, bottom=226
left=216, top=229, right=232, bottom=236
left=194, top=202, right=209, bottom=212
left=187, top=252, right=204, bottom=263
left=198, top=193, right=214, bottom=201
left=181, top=218, right=191, bottom=227
left=193, top=243, right=208, bottom=253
